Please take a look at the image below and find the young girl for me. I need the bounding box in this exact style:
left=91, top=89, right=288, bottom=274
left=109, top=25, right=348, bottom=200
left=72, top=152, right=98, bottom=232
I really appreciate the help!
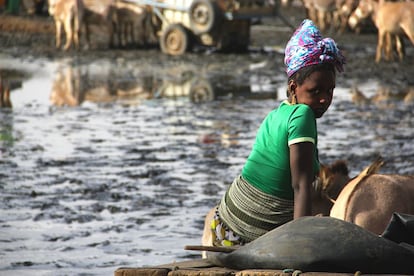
left=204, top=19, right=345, bottom=247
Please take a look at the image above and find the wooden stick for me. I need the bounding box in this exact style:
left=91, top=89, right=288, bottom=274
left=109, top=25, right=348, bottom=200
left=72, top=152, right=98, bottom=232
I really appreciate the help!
left=184, top=245, right=237, bottom=253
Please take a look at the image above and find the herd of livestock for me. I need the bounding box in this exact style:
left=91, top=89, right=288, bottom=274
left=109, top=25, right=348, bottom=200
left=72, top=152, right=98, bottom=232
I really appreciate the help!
left=46, top=0, right=158, bottom=51
left=8, top=0, right=411, bottom=60
left=288, top=0, right=414, bottom=62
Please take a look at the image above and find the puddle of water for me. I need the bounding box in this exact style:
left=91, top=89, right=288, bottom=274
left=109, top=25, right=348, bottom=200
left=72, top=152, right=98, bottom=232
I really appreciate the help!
left=0, top=54, right=413, bottom=275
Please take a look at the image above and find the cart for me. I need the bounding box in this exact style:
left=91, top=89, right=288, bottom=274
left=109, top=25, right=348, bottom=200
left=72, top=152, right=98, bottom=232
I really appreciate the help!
left=126, top=0, right=278, bottom=55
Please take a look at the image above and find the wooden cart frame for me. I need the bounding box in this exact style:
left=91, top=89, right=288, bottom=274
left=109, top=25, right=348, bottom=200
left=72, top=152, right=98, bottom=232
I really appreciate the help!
left=126, top=0, right=279, bottom=55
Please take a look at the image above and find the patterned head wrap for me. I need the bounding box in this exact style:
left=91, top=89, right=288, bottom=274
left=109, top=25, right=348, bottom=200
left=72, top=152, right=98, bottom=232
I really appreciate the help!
left=284, top=19, right=345, bottom=77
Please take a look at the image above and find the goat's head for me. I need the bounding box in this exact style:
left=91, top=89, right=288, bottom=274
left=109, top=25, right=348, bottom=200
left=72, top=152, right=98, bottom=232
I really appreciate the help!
left=311, top=160, right=350, bottom=216
left=319, top=160, right=350, bottom=199
left=48, top=0, right=58, bottom=15
left=348, top=0, right=375, bottom=30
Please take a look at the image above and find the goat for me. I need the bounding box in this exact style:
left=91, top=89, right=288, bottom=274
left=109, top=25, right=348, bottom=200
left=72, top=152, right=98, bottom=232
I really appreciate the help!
left=302, top=0, right=358, bottom=32
left=112, top=0, right=151, bottom=47
left=330, top=167, right=414, bottom=235
left=48, top=0, right=118, bottom=50
left=302, top=0, right=339, bottom=31
left=348, top=0, right=414, bottom=62
left=374, top=0, right=413, bottom=62
left=48, top=0, right=84, bottom=50
left=335, top=0, right=359, bottom=33
left=82, top=0, right=116, bottom=49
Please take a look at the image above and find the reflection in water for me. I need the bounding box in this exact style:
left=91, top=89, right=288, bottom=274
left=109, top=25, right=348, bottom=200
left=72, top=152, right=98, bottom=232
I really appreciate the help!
left=0, top=71, right=24, bottom=151
left=405, top=87, right=414, bottom=103
left=351, top=84, right=414, bottom=108
left=156, top=77, right=215, bottom=103
left=49, top=62, right=278, bottom=107
left=0, top=83, right=13, bottom=149
left=50, top=65, right=154, bottom=106
left=0, top=76, right=12, bottom=108
left=0, top=70, right=25, bottom=109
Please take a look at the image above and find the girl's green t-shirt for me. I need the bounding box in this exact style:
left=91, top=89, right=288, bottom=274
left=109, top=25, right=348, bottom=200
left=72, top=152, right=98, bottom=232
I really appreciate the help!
left=242, top=100, right=320, bottom=200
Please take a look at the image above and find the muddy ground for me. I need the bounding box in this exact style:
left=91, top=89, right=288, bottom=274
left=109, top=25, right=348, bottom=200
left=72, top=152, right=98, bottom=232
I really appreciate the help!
left=0, top=8, right=413, bottom=90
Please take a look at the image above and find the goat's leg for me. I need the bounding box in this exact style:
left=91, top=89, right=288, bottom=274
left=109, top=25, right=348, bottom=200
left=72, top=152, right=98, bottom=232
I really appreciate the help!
left=384, top=32, right=393, bottom=61
left=110, top=20, right=116, bottom=48
left=307, top=7, right=317, bottom=25
left=63, top=16, right=73, bottom=50
left=330, top=11, right=338, bottom=32
left=73, top=16, right=81, bottom=50
left=123, top=22, right=128, bottom=47
left=340, top=15, right=348, bottom=33
left=55, top=20, right=62, bottom=49
left=326, top=11, right=333, bottom=32
left=120, top=22, right=126, bottom=47
left=317, top=10, right=326, bottom=31
left=138, top=20, right=143, bottom=46
left=395, top=35, right=405, bottom=62
left=124, top=22, right=131, bottom=46
left=111, top=21, right=120, bottom=48
left=108, top=21, right=115, bottom=48
left=376, top=30, right=386, bottom=63
left=129, top=22, right=135, bottom=46
left=116, top=22, right=121, bottom=48
left=84, top=23, right=91, bottom=49
left=140, top=19, right=145, bottom=47
left=332, top=11, right=341, bottom=32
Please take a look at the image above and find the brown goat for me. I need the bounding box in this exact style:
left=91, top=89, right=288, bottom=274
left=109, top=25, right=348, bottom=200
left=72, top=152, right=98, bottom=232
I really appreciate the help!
left=348, top=0, right=414, bottom=62
left=48, top=0, right=84, bottom=50
left=48, top=0, right=119, bottom=50
left=82, top=0, right=116, bottom=49
left=112, top=0, right=151, bottom=47
left=330, top=169, right=414, bottom=235
left=335, top=0, right=359, bottom=33
left=302, top=0, right=339, bottom=31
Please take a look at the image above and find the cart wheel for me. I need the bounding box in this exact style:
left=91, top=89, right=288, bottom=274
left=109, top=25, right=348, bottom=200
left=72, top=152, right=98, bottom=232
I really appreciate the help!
left=189, top=0, right=221, bottom=34
left=189, top=78, right=214, bottom=103
left=160, top=24, right=191, bottom=56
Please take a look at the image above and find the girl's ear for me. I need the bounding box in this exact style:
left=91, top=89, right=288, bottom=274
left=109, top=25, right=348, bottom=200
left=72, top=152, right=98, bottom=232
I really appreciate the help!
left=288, top=80, right=297, bottom=95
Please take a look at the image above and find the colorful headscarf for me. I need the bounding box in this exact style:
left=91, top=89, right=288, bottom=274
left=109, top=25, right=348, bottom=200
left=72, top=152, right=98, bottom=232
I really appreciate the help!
left=284, top=19, right=345, bottom=77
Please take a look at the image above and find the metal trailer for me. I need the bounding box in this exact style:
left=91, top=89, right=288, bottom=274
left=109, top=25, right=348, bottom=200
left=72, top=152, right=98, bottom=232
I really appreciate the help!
left=125, top=0, right=279, bottom=55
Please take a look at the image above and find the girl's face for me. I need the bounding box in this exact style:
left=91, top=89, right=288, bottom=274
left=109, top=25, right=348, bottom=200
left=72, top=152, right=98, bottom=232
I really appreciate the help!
left=290, top=69, right=336, bottom=118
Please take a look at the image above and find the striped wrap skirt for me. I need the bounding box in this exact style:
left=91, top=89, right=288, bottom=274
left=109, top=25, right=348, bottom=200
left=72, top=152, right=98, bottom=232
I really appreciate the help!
left=212, top=175, right=294, bottom=245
